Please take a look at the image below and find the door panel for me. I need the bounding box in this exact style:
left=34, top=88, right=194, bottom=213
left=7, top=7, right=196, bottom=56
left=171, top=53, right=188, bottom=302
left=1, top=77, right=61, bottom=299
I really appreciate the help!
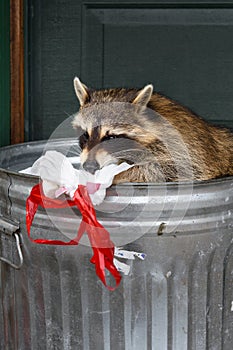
left=83, top=6, right=233, bottom=127
left=26, top=1, right=233, bottom=141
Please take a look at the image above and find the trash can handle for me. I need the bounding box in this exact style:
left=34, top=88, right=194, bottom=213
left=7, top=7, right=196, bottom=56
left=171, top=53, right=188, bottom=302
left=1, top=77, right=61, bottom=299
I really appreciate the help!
left=0, top=232, right=23, bottom=269
left=0, top=216, right=23, bottom=269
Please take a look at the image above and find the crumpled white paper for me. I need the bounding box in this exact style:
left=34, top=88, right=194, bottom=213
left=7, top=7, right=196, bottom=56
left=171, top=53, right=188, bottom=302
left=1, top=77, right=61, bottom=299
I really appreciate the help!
left=21, top=150, right=146, bottom=274
left=21, top=150, right=133, bottom=205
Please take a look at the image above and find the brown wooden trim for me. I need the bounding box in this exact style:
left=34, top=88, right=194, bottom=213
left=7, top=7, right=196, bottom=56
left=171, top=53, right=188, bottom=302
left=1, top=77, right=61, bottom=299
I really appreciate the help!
left=10, top=0, right=24, bottom=144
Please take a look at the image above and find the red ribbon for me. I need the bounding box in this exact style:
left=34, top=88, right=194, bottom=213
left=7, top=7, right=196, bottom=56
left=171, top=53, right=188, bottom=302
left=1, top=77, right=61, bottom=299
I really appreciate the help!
left=26, top=184, right=121, bottom=290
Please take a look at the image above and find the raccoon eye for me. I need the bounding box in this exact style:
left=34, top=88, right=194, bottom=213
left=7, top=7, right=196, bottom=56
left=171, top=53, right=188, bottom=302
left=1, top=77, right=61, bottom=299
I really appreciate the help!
left=79, top=131, right=89, bottom=149
left=83, top=131, right=89, bottom=139
left=101, top=134, right=118, bottom=142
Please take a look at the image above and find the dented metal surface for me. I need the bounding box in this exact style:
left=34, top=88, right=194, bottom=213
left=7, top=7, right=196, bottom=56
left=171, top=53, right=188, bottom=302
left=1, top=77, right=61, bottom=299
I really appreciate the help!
left=0, top=140, right=233, bottom=350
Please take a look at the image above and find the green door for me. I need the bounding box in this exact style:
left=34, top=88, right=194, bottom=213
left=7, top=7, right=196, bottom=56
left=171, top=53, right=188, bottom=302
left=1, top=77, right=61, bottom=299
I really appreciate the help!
left=26, top=0, right=233, bottom=141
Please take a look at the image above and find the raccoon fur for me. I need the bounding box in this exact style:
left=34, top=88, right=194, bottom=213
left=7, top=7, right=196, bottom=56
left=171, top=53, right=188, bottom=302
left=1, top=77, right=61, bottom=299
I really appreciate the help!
left=72, top=77, right=233, bottom=184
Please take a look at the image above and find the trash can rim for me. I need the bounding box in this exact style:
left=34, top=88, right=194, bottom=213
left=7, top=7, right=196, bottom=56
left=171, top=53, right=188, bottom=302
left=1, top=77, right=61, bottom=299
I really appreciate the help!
left=0, top=138, right=232, bottom=189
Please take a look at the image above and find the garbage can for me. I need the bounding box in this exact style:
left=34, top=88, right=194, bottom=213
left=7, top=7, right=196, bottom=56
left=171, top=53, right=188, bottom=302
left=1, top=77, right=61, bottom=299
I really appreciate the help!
left=0, top=139, right=232, bottom=350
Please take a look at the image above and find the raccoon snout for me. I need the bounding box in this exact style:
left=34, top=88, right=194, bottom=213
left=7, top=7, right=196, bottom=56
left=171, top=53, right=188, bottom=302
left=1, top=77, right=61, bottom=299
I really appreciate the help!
left=82, top=160, right=100, bottom=174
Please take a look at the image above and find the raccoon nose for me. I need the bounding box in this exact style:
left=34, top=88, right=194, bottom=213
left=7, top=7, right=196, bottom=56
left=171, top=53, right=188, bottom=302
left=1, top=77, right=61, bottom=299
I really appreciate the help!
left=83, top=160, right=100, bottom=174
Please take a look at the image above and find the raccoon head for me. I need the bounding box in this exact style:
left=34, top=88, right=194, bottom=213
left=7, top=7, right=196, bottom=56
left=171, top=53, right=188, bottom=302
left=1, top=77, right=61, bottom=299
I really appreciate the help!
left=72, top=77, right=155, bottom=174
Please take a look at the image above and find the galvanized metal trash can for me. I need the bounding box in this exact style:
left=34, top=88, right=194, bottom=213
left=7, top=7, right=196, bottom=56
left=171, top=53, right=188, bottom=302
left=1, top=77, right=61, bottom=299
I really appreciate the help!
left=0, top=139, right=233, bottom=350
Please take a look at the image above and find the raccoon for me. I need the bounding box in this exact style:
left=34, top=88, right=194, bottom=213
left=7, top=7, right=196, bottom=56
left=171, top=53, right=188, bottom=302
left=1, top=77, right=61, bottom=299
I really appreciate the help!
left=72, top=77, right=233, bottom=184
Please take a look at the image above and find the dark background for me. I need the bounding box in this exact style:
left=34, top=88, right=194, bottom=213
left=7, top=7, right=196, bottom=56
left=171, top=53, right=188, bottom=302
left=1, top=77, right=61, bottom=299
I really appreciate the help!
left=25, top=0, right=233, bottom=141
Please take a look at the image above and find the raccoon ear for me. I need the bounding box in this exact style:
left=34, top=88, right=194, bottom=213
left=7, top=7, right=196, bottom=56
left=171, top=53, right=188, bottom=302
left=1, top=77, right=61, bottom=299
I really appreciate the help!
left=132, top=84, right=153, bottom=107
left=73, top=77, right=90, bottom=107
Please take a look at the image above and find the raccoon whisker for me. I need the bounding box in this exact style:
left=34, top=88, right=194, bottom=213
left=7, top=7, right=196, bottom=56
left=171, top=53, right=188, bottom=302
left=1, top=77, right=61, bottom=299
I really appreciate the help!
left=68, top=145, right=81, bottom=152
left=133, top=160, right=154, bottom=166
left=67, top=151, right=81, bottom=157
left=63, top=111, right=74, bottom=118
left=111, top=149, right=154, bottom=163
left=68, top=144, right=81, bottom=152
left=114, top=157, right=154, bottom=167
left=65, top=147, right=81, bottom=157
left=111, top=148, right=147, bottom=157
left=101, top=159, right=118, bottom=168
